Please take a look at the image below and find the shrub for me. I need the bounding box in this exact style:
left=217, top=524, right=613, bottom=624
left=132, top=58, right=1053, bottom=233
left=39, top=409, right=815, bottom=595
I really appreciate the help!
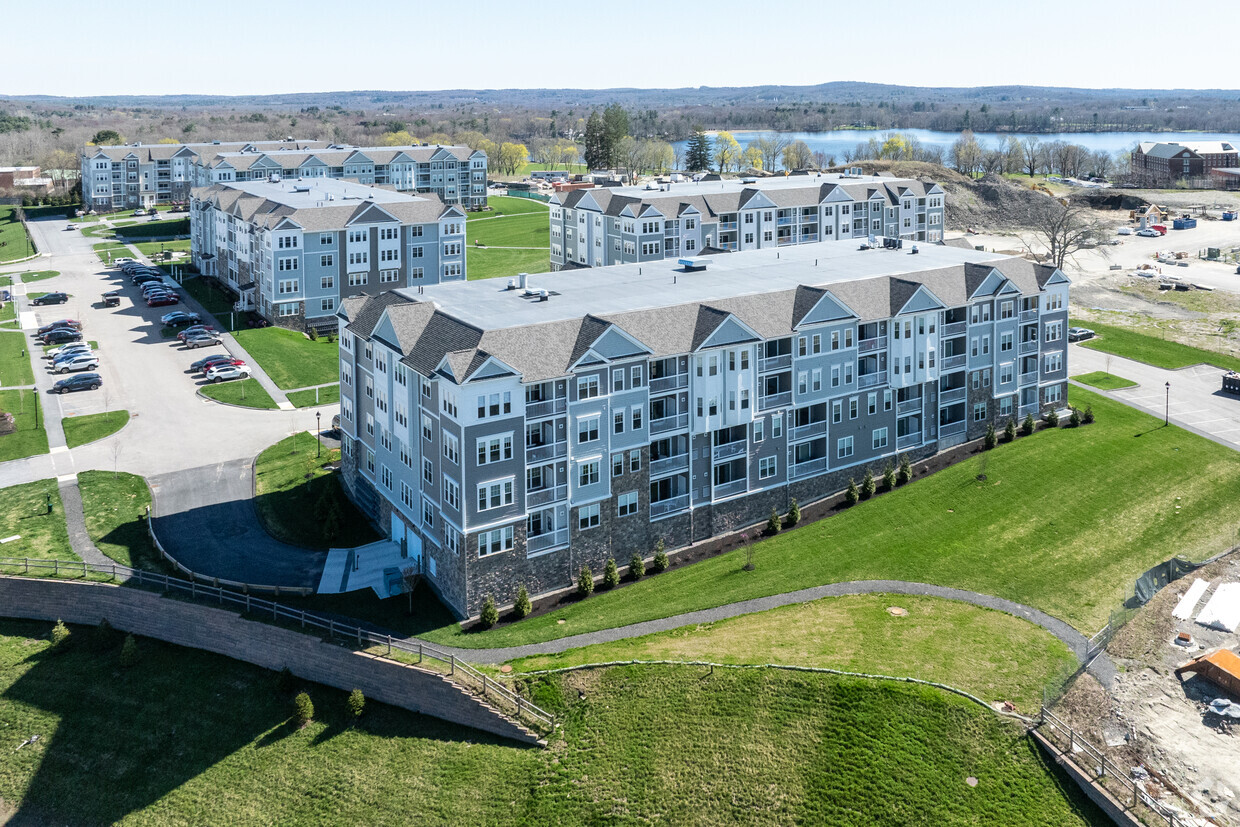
left=91, top=618, right=117, bottom=652
left=861, top=468, right=876, bottom=500
left=307, top=326, right=318, bottom=341
left=897, top=454, right=912, bottom=485
left=347, top=688, right=365, bottom=719
left=629, top=553, right=645, bottom=581
left=120, top=634, right=139, bottom=668
left=277, top=666, right=296, bottom=695
left=1004, top=417, right=1017, bottom=442
left=766, top=507, right=782, bottom=536
left=786, top=497, right=800, bottom=527
left=881, top=460, right=896, bottom=492
left=844, top=478, right=860, bottom=506
left=1069, top=406, right=1082, bottom=427
left=513, top=584, right=532, bottom=619
left=651, top=539, right=669, bottom=573
left=50, top=620, right=70, bottom=648
left=984, top=422, right=997, bottom=450
left=1083, top=405, right=1095, bottom=425
left=577, top=565, right=594, bottom=597
left=1021, top=413, right=1036, bottom=436
left=1046, top=408, right=1060, bottom=428
left=602, top=558, right=621, bottom=589
left=479, top=593, right=499, bottom=628
left=294, top=691, right=315, bottom=727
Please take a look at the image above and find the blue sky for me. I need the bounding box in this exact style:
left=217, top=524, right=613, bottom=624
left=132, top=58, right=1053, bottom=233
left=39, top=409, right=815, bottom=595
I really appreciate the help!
left=5, top=0, right=1233, bottom=97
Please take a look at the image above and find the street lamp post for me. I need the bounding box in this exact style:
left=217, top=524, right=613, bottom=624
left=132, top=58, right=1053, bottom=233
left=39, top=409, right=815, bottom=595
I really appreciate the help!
left=316, top=411, right=322, bottom=458
left=1165, top=382, right=1170, bottom=426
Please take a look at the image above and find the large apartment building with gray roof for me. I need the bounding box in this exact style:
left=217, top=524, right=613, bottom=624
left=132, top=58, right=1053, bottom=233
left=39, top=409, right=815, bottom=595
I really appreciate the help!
left=549, top=172, right=945, bottom=271
left=190, top=179, right=466, bottom=330
left=336, top=242, right=1069, bottom=619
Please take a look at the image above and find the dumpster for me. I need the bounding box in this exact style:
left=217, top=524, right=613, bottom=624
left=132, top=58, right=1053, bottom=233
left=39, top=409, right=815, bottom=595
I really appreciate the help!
left=1225, top=371, right=1240, bottom=396
left=1223, top=211, right=1237, bottom=221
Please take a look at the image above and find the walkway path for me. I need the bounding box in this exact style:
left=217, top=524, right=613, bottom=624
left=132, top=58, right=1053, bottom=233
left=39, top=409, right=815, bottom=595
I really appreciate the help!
left=56, top=475, right=115, bottom=569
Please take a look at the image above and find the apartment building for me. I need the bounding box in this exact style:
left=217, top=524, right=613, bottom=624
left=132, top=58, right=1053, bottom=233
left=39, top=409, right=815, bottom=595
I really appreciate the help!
left=549, top=172, right=945, bottom=270
left=80, top=140, right=334, bottom=211
left=336, top=242, right=1069, bottom=619
left=190, top=179, right=466, bottom=330
left=190, top=145, right=488, bottom=209
left=1132, top=140, right=1240, bottom=184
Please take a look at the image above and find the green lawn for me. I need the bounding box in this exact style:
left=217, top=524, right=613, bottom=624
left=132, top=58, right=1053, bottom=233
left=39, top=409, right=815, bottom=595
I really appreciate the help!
left=0, top=622, right=1105, bottom=826
left=286, top=384, right=340, bottom=408
left=232, top=327, right=339, bottom=389
left=76, top=470, right=158, bottom=570
left=467, top=247, right=551, bottom=281
left=133, top=239, right=190, bottom=261
left=0, top=389, right=48, bottom=462
left=0, top=331, right=35, bottom=386
left=420, top=388, right=1240, bottom=650
left=254, top=434, right=379, bottom=550
left=511, top=593, right=1076, bottom=711
left=467, top=211, right=548, bottom=248
left=1072, top=318, right=1240, bottom=372
left=0, top=303, right=13, bottom=328
left=93, top=242, right=131, bottom=264
left=199, top=378, right=278, bottom=409
left=61, top=410, right=129, bottom=448
left=0, top=206, right=35, bottom=262
left=1071, top=372, right=1138, bottom=391
left=0, top=480, right=72, bottom=562
left=112, top=217, right=189, bottom=239
left=178, top=275, right=241, bottom=329
left=470, top=195, right=551, bottom=220
left=13, top=270, right=59, bottom=284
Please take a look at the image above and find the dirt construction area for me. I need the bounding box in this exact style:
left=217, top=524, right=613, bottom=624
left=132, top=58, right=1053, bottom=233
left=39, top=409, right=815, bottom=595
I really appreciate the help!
left=1054, top=552, right=1240, bottom=826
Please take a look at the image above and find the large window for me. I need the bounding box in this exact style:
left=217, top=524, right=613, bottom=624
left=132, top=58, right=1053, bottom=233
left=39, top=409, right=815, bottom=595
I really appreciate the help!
left=478, top=526, right=513, bottom=557
left=476, top=479, right=514, bottom=511
left=578, top=503, right=601, bottom=530
left=617, top=491, right=638, bottom=517
left=578, top=460, right=600, bottom=487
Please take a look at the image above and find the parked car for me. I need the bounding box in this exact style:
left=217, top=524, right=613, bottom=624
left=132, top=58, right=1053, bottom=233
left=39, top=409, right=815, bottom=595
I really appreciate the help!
left=147, top=294, right=180, bottom=307
left=52, top=372, right=102, bottom=394
left=103, top=293, right=121, bottom=308
left=46, top=342, right=92, bottom=360
left=205, top=363, right=252, bottom=382
left=191, top=354, right=243, bottom=374
left=39, top=328, right=82, bottom=345
left=1067, top=327, right=1095, bottom=342
left=183, top=332, right=223, bottom=349
left=31, top=292, right=69, bottom=306
left=53, top=353, right=100, bottom=373
left=132, top=273, right=164, bottom=285
left=330, top=414, right=341, bottom=436
left=178, top=325, right=218, bottom=341
left=36, top=319, right=82, bottom=336
left=142, top=283, right=179, bottom=298
left=113, top=257, right=135, bottom=267
left=1136, top=229, right=1160, bottom=238
left=161, top=311, right=202, bottom=327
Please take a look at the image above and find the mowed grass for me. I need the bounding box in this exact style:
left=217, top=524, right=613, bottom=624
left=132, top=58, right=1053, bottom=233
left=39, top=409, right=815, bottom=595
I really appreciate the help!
left=1071, top=371, right=1138, bottom=391
left=0, top=330, right=35, bottom=385
left=199, top=377, right=278, bottom=409
left=178, top=275, right=240, bottom=329
left=421, top=388, right=1240, bottom=649
left=286, top=384, right=340, bottom=408
left=472, top=195, right=551, bottom=219
left=93, top=242, right=131, bottom=264
left=112, top=217, right=189, bottom=239
left=0, top=206, right=34, bottom=262
left=61, top=410, right=129, bottom=448
left=0, top=480, right=73, bottom=561
left=232, top=327, right=338, bottom=389
left=511, top=594, right=1077, bottom=711
left=76, top=470, right=158, bottom=570
left=13, top=270, right=59, bottom=284
left=1072, top=317, right=1240, bottom=372
left=132, top=239, right=190, bottom=260
left=467, top=211, right=548, bottom=248
left=0, top=622, right=1105, bottom=826
left=0, top=389, right=48, bottom=462
left=254, top=433, right=379, bottom=550
left=467, top=247, right=551, bottom=281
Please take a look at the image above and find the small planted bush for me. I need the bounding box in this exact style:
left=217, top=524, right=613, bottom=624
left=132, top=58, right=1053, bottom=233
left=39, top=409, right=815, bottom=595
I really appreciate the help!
left=1021, top=413, right=1036, bottom=436
left=881, top=461, right=896, bottom=492
left=766, top=507, right=782, bottom=536
left=347, top=689, right=365, bottom=719
left=91, top=618, right=118, bottom=652
left=844, top=478, right=860, bottom=506
left=786, top=497, right=800, bottom=527
left=479, top=593, right=499, bottom=629
left=1046, top=408, right=1060, bottom=428
left=629, top=553, right=645, bottom=581
left=577, top=565, right=595, bottom=598
left=651, top=539, right=669, bottom=573
left=1069, top=407, right=1082, bottom=427
left=513, top=584, right=532, bottom=619
left=294, top=691, right=315, bottom=727
left=897, top=454, right=913, bottom=486
left=602, top=558, right=621, bottom=589
left=984, top=422, right=997, bottom=450
left=50, top=620, right=70, bottom=648
left=861, top=468, right=876, bottom=500
left=1083, top=405, right=1095, bottom=425
left=119, top=634, right=139, bottom=668
left=1004, top=417, right=1017, bottom=443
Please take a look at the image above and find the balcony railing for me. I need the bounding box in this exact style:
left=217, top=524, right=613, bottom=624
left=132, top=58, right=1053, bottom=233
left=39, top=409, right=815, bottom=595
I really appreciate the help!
left=525, top=397, right=566, bottom=419
left=1019, top=402, right=1040, bottom=418
left=719, top=221, right=738, bottom=230
left=1019, top=370, right=1039, bottom=385
left=777, top=216, right=794, bottom=225
left=759, top=391, right=792, bottom=411
left=649, top=453, right=690, bottom=477
left=789, top=420, right=827, bottom=442
left=650, top=413, right=689, bottom=434
left=858, top=372, right=884, bottom=389
left=789, top=457, right=828, bottom=480
left=649, top=373, right=688, bottom=393
left=650, top=494, right=689, bottom=519
left=897, top=433, right=921, bottom=450
left=859, top=337, right=884, bottom=353
left=800, top=233, right=818, bottom=242
left=527, top=528, right=569, bottom=554
left=939, top=420, right=966, bottom=437
left=525, top=441, right=567, bottom=463
left=527, top=484, right=567, bottom=509
left=1020, top=339, right=1039, bottom=355
left=897, top=397, right=922, bottom=415
left=1020, top=309, right=1039, bottom=322
left=713, top=478, right=748, bottom=499
left=939, top=387, right=967, bottom=406
left=941, top=354, right=967, bottom=370
left=940, top=321, right=967, bottom=337
left=759, top=354, right=792, bottom=372
left=713, top=441, right=747, bottom=461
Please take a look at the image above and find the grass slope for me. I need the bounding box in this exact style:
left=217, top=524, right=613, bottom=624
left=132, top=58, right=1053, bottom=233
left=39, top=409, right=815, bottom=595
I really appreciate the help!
left=199, top=378, right=278, bottom=409
left=0, top=389, right=47, bottom=462
left=178, top=275, right=240, bottom=329
left=286, top=384, right=340, bottom=408
left=13, top=270, right=59, bottom=284
left=0, top=480, right=72, bottom=561
left=0, top=622, right=1104, bottom=827
left=62, top=410, right=129, bottom=448
left=0, top=207, right=34, bottom=262
left=76, top=470, right=157, bottom=570
left=112, top=217, right=189, bottom=239
left=467, top=211, right=549, bottom=248
left=0, top=331, right=35, bottom=386
left=254, top=434, right=379, bottom=550
left=467, top=247, right=550, bottom=281
left=232, top=327, right=338, bottom=389
left=470, top=195, right=550, bottom=219
left=1072, top=318, right=1240, bottom=372
left=1071, top=371, right=1138, bottom=391
left=421, top=388, right=1240, bottom=649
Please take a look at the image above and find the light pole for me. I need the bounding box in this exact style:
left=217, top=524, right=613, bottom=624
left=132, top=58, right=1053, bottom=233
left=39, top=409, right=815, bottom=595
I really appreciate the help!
left=316, top=411, right=322, bottom=458
left=1165, top=382, right=1170, bottom=426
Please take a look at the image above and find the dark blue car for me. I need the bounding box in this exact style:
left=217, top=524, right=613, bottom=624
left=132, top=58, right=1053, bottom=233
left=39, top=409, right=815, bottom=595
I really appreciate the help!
left=52, top=372, right=101, bottom=394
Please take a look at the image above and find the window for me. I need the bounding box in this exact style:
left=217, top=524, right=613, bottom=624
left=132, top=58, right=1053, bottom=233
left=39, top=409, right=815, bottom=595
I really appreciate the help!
left=578, top=376, right=600, bottom=400
left=772, top=414, right=782, bottom=438
left=278, top=278, right=299, bottom=294
left=617, top=491, right=638, bottom=517
left=629, top=449, right=640, bottom=472
left=348, top=251, right=368, bottom=267
left=849, top=397, right=858, bottom=419
left=1045, top=321, right=1062, bottom=342
left=320, top=298, right=335, bottom=313
left=443, top=263, right=462, bottom=279
left=1000, top=301, right=1014, bottom=320
left=579, top=415, right=601, bottom=443
left=1046, top=384, right=1063, bottom=404
left=831, top=365, right=840, bottom=388
left=1044, top=352, right=1063, bottom=373
left=422, top=458, right=434, bottom=484
left=277, top=257, right=299, bottom=272
left=476, top=392, right=512, bottom=419
left=578, top=460, right=600, bottom=487
left=837, top=436, right=854, bottom=458
left=759, top=456, right=777, bottom=479
left=422, top=499, right=435, bottom=529
left=578, top=503, right=601, bottom=530
left=867, top=393, right=877, bottom=415
left=1000, top=364, right=1014, bottom=384
left=812, top=334, right=822, bottom=354
left=476, top=479, right=514, bottom=511
left=320, top=254, right=334, bottom=268
left=1000, top=332, right=1013, bottom=352
left=443, top=433, right=459, bottom=464
left=612, top=453, right=624, bottom=477
left=612, top=369, right=624, bottom=392
left=883, top=390, right=892, bottom=411
left=476, top=435, right=513, bottom=464
left=753, top=419, right=764, bottom=442
left=974, top=403, right=988, bottom=421
left=348, top=272, right=367, bottom=286
left=1000, top=396, right=1014, bottom=416
left=870, top=426, right=889, bottom=449
left=478, top=526, right=513, bottom=557
left=379, top=269, right=399, bottom=283
left=832, top=400, right=842, bottom=423
left=631, top=406, right=643, bottom=430
left=631, top=365, right=643, bottom=387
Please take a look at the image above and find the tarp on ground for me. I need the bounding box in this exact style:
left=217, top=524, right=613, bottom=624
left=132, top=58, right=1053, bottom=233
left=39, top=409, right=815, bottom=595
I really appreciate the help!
left=1196, top=582, right=1240, bottom=633
left=1173, top=578, right=1210, bottom=620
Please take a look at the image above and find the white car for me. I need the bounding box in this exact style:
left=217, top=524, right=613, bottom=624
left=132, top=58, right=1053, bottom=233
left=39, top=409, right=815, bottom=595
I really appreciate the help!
left=205, top=363, right=252, bottom=382
left=113, top=257, right=135, bottom=266
left=54, top=353, right=100, bottom=373
left=1137, top=229, right=1160, bottom=238
left=46, top=342, right=93, bottom=360
left=1117, top=227, right=1133, bottom=236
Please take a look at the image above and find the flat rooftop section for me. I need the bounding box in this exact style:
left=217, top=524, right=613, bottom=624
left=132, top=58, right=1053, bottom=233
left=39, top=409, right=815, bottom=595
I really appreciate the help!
left=217, top=178, right=434, bottom=209
left=399, top=242, right=1009, bottom=331
left=600, top=171, right=920, bottom=199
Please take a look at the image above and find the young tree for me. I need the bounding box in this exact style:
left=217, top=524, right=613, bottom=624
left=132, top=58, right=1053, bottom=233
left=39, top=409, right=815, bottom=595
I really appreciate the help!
left=513, top=584, right=532, bottom=618
left=861, top=468, right=876, bottom=499
left=294, top=691, right=315, bottom=727
left=713, top=131, right=741, bottom=173
left=950, top=129, right=983, bottom=177
left=1021, top=413, right=1036, bottom=436
left=479, top=594, right=499, bottom=628
left=652, top=539, right=669, bottom=573
left=1004, top=417, right=1017, bottom=442
left=91, top=129, right=122, bottom=146
left=984, top=421, right=997, bottom=450
left=601, top=103, right=630, bottom=167
left=685, top=130, right=712, bottom=172
left=347, top=689, right=366, bottom=719
left=629, top=552, right=645, bottom=581
left=882, top=460, right=897, bottom=492
left=767, top=507, right=782, bottom=536
left=786, top=497, right=800, bottom=527
left=781, top=140, right=815, bottom=171
left=845, top=478, right=860, bottom=506
left=1020, top=199, right=1108, bottom=271
left=577, top=565, right=594, bottom=597
left=897, top=454, right=913, bottom=485
left=602, top=557, right=620, bottom=588
left=400, top=564, right=421, bottom=615
left=743, top=142, right=764, bottom=171
left=584, top=111, right=607, bottom=170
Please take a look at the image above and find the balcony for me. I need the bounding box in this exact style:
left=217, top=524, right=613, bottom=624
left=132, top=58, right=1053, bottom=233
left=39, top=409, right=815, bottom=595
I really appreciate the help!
left=713, top=478, right=748, bottom=499
left=719, top=221, right=738, bottom=230
left=897, top=433, right=921, bottom=450
left=939, top=420, right=966, bottom=437
left=1020, top=339, right=1039, bottom=355
left=527, top=484, right=567, bottom=509
left=649, top=453, right=690, bottom=477
left=650, top=494, right=690, bottom=519
left=789, top=420, right=827, bottom=442
left=759, top=391, right=792, bottom=411
left=527, top=528, right=569, bottom=554
left=650, top=413, right=689, bottom=435
left=941, top=354, right=967, bottom=370
left=858, top=372, right=884, bottom=389
left=800, top=233, right=819, bottom=242
left=897, top=397, right=922, bottom=415
left=1019, top=402, right=1040, bottom=418
left=789, top=457, right=828, bottom=480
left=1019, top=370, right=1039, bottom=385
left=1020, top=309, right=1039, bottom=322
left=713, top=440, right=747, bottom=461
left=777, top=216, right=794, bottom=226
left=940, top=321, right=967, bottom=337
left=939, top=387, right=967, bottom=406
left=650, top=372, right=689, bottom=393
left=525, top=397, right=566, bottom=419
left=858, top=337, right=884, bottom=353
left=525, top=441, right=567, bottom=463
left=759, top=354, right=792, bottom=372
